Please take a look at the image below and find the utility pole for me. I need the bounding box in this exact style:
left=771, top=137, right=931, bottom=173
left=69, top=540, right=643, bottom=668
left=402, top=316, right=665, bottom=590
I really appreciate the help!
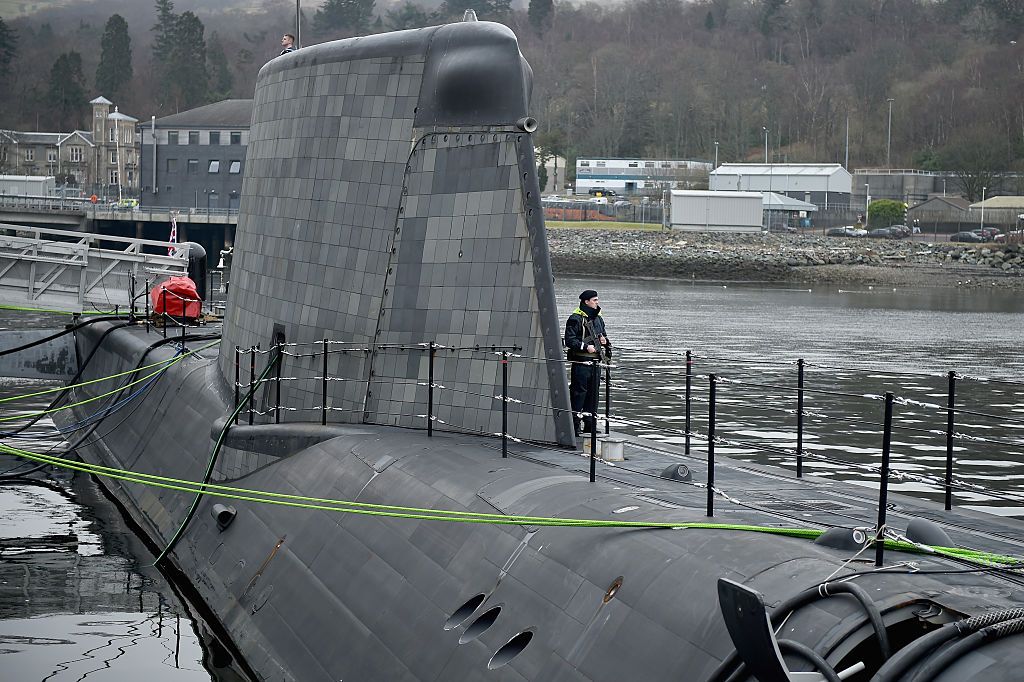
left=886, top=98, right=895, bottom=168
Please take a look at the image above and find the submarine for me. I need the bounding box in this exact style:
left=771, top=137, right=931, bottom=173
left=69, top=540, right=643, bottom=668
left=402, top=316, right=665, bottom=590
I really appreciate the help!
left=6, top=15, right=1024, bottom=682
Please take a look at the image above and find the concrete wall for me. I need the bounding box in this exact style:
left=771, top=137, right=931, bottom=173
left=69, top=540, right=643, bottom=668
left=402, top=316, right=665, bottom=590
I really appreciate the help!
left=220, top=22, right=573, bottom=445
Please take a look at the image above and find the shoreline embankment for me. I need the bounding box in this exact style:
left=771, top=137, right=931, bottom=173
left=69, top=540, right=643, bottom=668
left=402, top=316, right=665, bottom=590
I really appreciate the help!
left=546, top=230, right=1024, bottom=289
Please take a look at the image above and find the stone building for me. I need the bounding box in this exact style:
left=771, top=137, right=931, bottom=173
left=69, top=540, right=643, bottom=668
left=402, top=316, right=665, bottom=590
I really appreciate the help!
left=0, top=96, right=140, bottom=197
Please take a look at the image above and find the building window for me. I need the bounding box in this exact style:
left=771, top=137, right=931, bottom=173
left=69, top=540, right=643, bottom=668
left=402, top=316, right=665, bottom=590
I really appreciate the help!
left=579, top=161, right=590, bottom=167
left=596, top=161, right=605, bottom=167
left=230, top=132, right=241, bottom=145
left=229, top=160, right=241, bottom=174
left=168, top=131, right=179, bottom=145
left=123, top=129, right=132, bottom=144
left=166, top=158, right=178, bottom=173
left=25, top=148, right=34, bottom=161
left=127, top=170, right=134, bottom=184
left=110, top=150, right=118, bottom=163
left=644, top=161, right=654, bottom=168
left=95, top=109, right=104, bottom=118
left=187, top=159, right=198, bottom=175
left=109, top=169, right=119, bottom=185
left=188, top=131, right=199, bottom=145
left=70, top=146, right=82, bottom=162
left=108, top=128, right=115, bottom=143
left=661, top=162, right=672, bottom=168
left=208, top=160, right=220, bottom=173
left=209, top=131, right=220, bottom=145
left=628, top=162, right=638, bottom=167
left=47, top=148, right=57, bottom=162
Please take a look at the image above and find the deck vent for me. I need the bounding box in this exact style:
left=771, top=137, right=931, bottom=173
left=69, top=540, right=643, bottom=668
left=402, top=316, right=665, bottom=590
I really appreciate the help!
left=445, top=594, right=486, bottom=631
left=487, top=630, right=534, bottom=670
left=459, top=606, right=501, bottom=644
left=661, top=464, right=692, bottom=482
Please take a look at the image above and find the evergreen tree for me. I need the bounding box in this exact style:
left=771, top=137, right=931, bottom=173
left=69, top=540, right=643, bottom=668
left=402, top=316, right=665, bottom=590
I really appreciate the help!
left=0, top=17, right=17, bottom=86
left=385, top=2, right=429, bottom=30
left=528, top=0, right=554, bottom=34
left=151, top=0, right=176, bottom=96
left=168, top=11, right=209, bottom=109
left=96, top=14, right=133, bottom=102
left=207, top=31, right=233, bottom=100
left=314, top=0, right=376, bottom=35
left=47, top=51, right=87, bottom=130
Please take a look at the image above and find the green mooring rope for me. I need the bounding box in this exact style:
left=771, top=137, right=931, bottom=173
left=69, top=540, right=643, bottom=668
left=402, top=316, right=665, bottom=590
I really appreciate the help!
left=0, top=440, right=1019, bottom=567
left=0, top=340, right=221, bottom=422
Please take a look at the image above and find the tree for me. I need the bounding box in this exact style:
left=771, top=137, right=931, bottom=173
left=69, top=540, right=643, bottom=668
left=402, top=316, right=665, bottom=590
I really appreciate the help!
left=0, top=17, right=17, bottom=86
left=314, top=0, right=375, bottom=35
left=528, top=0, right=554, bottom=34
left=168, top=12, right=209, bottom=109
left=48, top=51, right=87, bottom=130
left=941, top=128, right=1006, bottom=201
left=151, top=0, right=177, bottom=99
left=385, top=2, right=429, bottom=30
left=207, top=31, right=233, bottom=100
left=96, top=14, right=133, bottom=102
left=867, top=199, right=905, bottom=228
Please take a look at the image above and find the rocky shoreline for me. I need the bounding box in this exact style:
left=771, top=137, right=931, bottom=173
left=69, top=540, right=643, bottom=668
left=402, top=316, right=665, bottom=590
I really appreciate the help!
left=546, top=229, right=1024, bottom=288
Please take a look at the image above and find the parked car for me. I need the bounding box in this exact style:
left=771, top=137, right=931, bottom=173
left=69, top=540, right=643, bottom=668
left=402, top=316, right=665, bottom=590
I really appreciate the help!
left=825, top=226, right=867, bottom=237
left=612, top=200, right=632, bottom=208
left=888, top=224, right=911, bottom=237
left=951, top=231, right=984, bottom=243
left=868, top=227, right=905, bottom=239
left=974, top=227, right=1001, bottom=241
left=995, top=230, right=1022, bottom=243
left=587, top=188, right=616, bottom=197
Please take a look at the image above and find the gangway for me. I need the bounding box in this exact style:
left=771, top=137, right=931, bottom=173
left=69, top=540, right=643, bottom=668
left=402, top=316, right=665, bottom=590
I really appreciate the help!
left=0, top=223, right=190, bottom=314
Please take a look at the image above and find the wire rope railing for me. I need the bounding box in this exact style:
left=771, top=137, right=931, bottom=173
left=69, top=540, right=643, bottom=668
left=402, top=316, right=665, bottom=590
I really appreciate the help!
left=221, top=336, right=1024, bottom=528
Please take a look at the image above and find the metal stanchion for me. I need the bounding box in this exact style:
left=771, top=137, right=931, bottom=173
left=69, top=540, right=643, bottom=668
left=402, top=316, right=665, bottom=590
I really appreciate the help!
left=233, top=346, right=240, bottom=425
left=275, top=344, right=282, bottom=424
left=427, top=341, right=436, bottom=437
left=501, top=352, right=508, bottom=458
left=875, top=392, right=894, bottom=567
left=321, top=338, right=328, bottom=426
left=796, top=358, right=804, bottom=478
left=128, top=273, right=136, bottom=324
left=685, top=350, right=692, bottom=456
left=145, top=278, right=150, bottom=334
left=945, top=371, right=956, bottom=510
left=248, top=346, right=256, bottom=426
left=161, top=288, right=167, bottom=338
left=589, top=359, right=599, bottom=483
left=707, top=373, right=716, bottom=517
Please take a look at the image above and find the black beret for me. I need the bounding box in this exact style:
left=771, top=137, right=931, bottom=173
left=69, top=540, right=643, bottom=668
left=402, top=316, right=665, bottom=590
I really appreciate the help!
left=579, top=289, right=598, bottom=301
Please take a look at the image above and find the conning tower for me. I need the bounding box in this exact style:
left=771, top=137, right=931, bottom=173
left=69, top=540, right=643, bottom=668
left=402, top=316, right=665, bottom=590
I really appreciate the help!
left=220, top=21, right=573, bottom=445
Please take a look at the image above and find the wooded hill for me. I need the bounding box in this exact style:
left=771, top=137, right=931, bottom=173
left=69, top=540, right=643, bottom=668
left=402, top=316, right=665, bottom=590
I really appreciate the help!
left=1, top=0, right=1022, bottom=198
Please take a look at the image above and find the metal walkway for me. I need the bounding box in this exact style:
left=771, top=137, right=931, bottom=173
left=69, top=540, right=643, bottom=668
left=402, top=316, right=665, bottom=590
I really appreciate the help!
left=0, top=223, right=190, bottom=314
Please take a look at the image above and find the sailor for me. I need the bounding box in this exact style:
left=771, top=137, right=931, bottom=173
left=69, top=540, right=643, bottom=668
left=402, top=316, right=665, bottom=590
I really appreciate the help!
left=279, top=33, right=296, bottom=55
left=564, top=289, right=611, bottom=437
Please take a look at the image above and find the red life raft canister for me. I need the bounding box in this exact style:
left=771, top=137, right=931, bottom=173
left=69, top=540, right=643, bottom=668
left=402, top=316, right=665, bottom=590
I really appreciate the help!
left=151, top=276, right=202, bottom=320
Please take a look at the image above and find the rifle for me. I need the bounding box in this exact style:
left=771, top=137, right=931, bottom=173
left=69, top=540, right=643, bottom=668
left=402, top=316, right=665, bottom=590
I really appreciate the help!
left=581, top=317, right=607, bottom=361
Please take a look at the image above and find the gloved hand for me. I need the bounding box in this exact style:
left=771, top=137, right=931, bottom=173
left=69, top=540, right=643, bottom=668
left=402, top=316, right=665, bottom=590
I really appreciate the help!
left=605, top=347, right=613, bottom=360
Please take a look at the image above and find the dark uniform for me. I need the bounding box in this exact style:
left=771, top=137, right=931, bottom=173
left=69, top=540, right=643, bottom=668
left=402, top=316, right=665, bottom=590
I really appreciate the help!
left=564, top=290, right=611, bottom=437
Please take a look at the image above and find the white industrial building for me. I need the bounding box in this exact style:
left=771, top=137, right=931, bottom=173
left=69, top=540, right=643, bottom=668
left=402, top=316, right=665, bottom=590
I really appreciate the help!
left=575, top=158, right=713, bottom=195
left=710, top=164, right=851, bottom=208
left=668, top=190, right=820, bottom=233
left=669, top=190, right=764, bottom=232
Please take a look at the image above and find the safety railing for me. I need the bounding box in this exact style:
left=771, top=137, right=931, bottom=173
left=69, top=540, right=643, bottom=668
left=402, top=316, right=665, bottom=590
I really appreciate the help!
left=226, top=339, right=1024, bottom=530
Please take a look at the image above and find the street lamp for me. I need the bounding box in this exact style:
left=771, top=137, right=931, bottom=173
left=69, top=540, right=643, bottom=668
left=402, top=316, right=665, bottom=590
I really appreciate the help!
left=886, top=98, right=895, bottom=168
left=713, top=140, right=719, bottom=168
left=981, top=186, right=987, bottom=231
left=762, top=127, right=769, bottom=163
left=865, top=182, right=870, bottom=227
